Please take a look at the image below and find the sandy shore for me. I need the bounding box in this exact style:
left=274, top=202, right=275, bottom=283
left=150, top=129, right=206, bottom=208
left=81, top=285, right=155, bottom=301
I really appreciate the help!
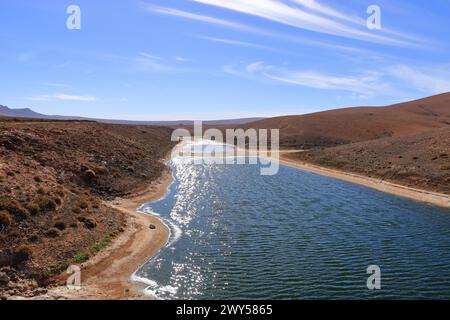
left=40, top=168, right=173, bottom=300
left=279, top=154, right=450, bottom=209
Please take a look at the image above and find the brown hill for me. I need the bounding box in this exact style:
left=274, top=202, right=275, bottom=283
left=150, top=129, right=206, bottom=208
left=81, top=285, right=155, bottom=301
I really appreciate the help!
left=0, top=118, right=175, bottom=296
left=285, top=126, right=450, bottom=195
left=242, top=93, right=450, bottom=148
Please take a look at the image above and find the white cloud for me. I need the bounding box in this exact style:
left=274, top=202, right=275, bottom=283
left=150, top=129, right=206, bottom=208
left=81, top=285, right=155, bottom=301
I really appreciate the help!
left=27, top=94, right=98, bottom=102
left=53, top=94, right=98, bottom=102
left=42, top=82, right=71, bottom=89
left=145, top=4, right=391, bottom=54
left=197, top=35, right=279, bottom=52
left=138, top=52, right=162, bottom=60
left=174, top=56, right=192, bottom=62
left=191, top=0, right=421, bottom=46
left=103, top=52, right=184, bottom=73
left=224, top=61, right=450, bottom=97
left=225, top=61, right=387, bottom=95
left=144, top=4, right=262, bottom=34
left=288, top=0, right=360, bottom=24
left=387, top=65, right=450, bottom=94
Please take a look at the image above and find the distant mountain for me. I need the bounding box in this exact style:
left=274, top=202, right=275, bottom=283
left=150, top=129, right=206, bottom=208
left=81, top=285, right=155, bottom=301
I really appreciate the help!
left=0, top=105, right=46, bottom=118
left=0, top=105, right=264, bottom=126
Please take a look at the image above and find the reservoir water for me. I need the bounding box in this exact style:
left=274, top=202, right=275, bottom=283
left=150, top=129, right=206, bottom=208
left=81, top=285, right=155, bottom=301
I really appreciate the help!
left=136, top=143, right=450, bottom=299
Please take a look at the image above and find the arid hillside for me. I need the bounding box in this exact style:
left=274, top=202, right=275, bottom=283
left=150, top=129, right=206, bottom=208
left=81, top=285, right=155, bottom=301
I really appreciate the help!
left=0, top=118, right=175, bottom=297
left=242, top=93, right=450, bottom=149
left=285, top=127, right=450, bottom=195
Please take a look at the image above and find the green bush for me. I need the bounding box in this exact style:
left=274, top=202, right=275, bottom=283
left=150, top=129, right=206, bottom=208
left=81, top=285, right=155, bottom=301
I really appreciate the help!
left=73, top=252, right=90, bottom=264
left=90, top=234, right=112, bottom=255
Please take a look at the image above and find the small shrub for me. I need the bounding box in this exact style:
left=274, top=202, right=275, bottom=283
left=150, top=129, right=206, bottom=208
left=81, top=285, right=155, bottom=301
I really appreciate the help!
left=78, top=200, right=89, bottom=210
left=56, top=189, right=65, bottom=197
left=54, top=220, right=66, bottom=231
left=53, top=197, right=62, bottom=205
left=72, top=207, right=81, bottom=214
left=0, top=210, right=12, bottom=227
left=37, top=196, right=57, bottom=212
left=100, top=234, right=111, bottom=246
left=12, top=245, right=32, bottom=266
left=28, top=234, right=39, bottom=243
left=77, top=216, right=97, bottom=229
left=46, top=227, right=61, bottom=238
left=34, top=176, right=42, bottom=183
left=73, top=252, right=90, bottom=264
left=26, top=203, right=40, bottom=215
left=94, top=165, right=108, bottom=175
left=90, top=235, right=112, bottom=255
left=92, top=198, right=101, bottom=209
left=90, top=244, right=101, bottom=254
left=0, top=199, right=29, bottom=219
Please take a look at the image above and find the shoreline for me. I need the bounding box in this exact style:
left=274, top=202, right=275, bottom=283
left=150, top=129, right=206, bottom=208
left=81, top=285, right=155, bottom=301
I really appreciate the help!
left=278, top=155, right=450, bottom=209
left=40, top=167, right=173, bottom=300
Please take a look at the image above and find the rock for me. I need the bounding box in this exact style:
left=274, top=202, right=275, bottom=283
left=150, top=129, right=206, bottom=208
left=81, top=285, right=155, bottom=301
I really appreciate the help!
left=31, top=288, right=47, bottom=296
left=149, top=224, right=156, bottom=230
left=0, top=272, right=10, bottom=286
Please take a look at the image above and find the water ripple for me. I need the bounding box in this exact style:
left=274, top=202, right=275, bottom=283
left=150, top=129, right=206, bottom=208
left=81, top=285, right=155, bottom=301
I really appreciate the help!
left=137, top=149, right=450, bottom=299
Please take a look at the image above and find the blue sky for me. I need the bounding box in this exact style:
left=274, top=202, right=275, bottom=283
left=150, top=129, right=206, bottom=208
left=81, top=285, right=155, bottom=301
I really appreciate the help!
left=1, top=0, right=449, bottom=120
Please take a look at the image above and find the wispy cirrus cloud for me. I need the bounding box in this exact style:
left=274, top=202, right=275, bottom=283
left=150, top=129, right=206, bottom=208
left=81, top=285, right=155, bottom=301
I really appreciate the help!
left=224, top=61, right=450, bottom=97
left=138, top=52, right=162, bottom=60
left=289, top=0, right=361, bottom=24
left=225, top=61, right=389, bottom=95
left=174, top=56, right=192, bottom=62
left=27, top=93, right=98, bottom=102
left=191, top=0, right=423, bottom=46
left=144, top=4, right=386, bottom=54
left=197, top=35, right=280, bottom=52
left=102, top=51, right=187, bottom=73
left=42, top=82, right=71, bottom=89
left=144, top=4, right=263, bottom=34
left=386, top=65, right=450, bottom=94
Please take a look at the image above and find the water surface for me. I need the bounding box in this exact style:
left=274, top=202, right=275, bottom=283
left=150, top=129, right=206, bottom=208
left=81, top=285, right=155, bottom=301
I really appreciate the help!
left=136, top=146, right=450, bottom=299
